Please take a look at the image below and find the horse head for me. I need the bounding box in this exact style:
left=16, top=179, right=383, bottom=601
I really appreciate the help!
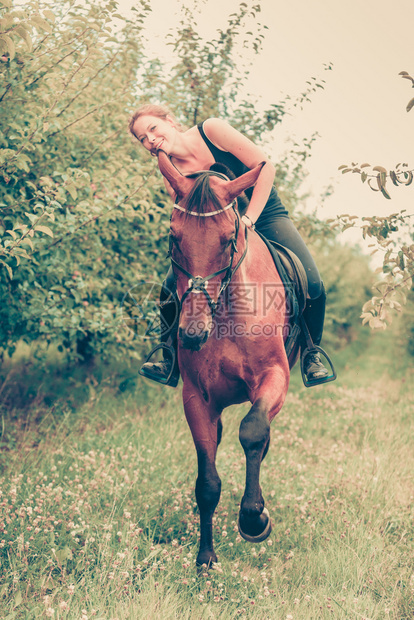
left=157, top=150, right=265, bottom=351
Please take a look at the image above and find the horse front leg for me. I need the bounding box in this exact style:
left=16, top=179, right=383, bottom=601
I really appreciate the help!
left=183, top=385, right=223, bottom=567
left=238, top=398, right=271, bottom=542
left=238, top=370, right=288, bottom=542
left=195, top=447, right=221, bottom=567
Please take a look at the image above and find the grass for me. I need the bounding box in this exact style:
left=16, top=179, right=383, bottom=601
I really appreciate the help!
left=0, top=331, right=413, bottom=619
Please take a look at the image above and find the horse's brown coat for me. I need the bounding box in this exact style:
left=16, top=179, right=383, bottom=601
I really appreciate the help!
left=158, top=151, right=293, bottom=566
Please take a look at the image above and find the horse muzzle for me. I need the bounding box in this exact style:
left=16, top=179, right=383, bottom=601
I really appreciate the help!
left=178, top=323, right=211, bottom=351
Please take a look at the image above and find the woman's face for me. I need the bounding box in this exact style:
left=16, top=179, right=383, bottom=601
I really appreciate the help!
left=132, top=114, right=177, bottom=154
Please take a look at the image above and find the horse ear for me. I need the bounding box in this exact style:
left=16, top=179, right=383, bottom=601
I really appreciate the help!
left=157, top=150, right=193, bottom=199
left=223, top=161, right=266, bottom=203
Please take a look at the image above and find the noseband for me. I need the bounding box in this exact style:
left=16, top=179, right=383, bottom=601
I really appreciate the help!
left=168, top=200, right=249, bottom=318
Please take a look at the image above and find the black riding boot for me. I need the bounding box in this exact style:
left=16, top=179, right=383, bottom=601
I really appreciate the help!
left=301, top=284, right=331, bottom=383
left=139, top=285, right=180, bottom=387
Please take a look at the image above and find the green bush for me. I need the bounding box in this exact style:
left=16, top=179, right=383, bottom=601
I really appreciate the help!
left=0, top=0, right=170, bottom=361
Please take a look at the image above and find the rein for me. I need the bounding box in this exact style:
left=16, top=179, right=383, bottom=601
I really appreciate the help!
left=169, top=202, right=249, bottom=318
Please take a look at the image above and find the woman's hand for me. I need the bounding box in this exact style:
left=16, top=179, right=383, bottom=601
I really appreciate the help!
left=241, top=214, right=255, bottom=229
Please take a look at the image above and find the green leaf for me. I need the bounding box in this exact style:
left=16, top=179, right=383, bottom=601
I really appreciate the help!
left=43, top=9, right=56, bottom=22
left=0, top=34, right=15, bottom=60
left=367, top=178, right=380, bottom=192
left=20, top=237, right=34, bottom=251
left=403, top=171, right=413, bottom=186
left=56, top=546, right=73, bottom=563
left=15, top=26, right=33, bottom=52
left=13, top=246, right=30, bottom=258
left=30, top=14, right=53, bottom=34
left=361, top=311, right=373, bottom=325
left=389, top=170, right=399, bottom=186
left=13, top=590, right=22, bottom=608
left=369, top=316, right=386, bottom=330
left=373, top=172, right=390, bottom=198
left=66, top=184, right=77, bottom=200
left=51, top=285, right=67, bottom=294
left=0, top=260, right=13, bottom=279
left=25, top=212, right=38, bottom=224
left=407, top=98, right=414, bottom=113
left=34, top=225, right=54, bottom=237
left=381, top=187, right=391, bottom=200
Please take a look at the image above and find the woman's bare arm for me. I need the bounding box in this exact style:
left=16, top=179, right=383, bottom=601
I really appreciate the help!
left=202, top=118, right=276, bottom=224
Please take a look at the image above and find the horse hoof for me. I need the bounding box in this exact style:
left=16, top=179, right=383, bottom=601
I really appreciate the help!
left=196, top=551, right=217, bottom=569
left=238, top=507, right=272, bottom=543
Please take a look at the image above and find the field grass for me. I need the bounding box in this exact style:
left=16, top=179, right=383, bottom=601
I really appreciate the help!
left=0, top=331, right=413, bottom=619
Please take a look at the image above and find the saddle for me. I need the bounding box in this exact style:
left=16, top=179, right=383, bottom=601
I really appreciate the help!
left=256, top=230, right=336, bottom=386
left=255, top=231, right=307, bottom=358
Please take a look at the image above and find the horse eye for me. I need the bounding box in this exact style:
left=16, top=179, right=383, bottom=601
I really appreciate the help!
left=170, top=234, right=180, bottom=249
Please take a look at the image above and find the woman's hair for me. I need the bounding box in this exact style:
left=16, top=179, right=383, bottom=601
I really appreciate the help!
left=128, top=104, right=186, bottom=140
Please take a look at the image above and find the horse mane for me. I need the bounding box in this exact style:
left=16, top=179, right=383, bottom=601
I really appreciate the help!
left=181, top=164, right=248, bottom=219
left=182, top=172, right=224, bottom=219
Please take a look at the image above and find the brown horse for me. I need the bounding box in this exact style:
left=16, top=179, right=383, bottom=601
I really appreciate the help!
left=158, top=151, right=294, bottom=567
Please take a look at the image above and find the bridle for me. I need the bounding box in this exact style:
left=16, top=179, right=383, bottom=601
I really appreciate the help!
left=168, top=180, right=249, bottom=318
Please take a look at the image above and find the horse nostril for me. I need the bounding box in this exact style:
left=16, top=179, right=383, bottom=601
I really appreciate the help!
left=179, top=326, right=210, bottom=350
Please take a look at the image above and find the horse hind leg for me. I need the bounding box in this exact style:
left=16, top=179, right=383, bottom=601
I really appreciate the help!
left=238, top=398, right=272, bottom=543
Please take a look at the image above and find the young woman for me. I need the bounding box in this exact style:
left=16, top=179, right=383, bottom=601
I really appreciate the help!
left=129, top=104, right=331, bottom=386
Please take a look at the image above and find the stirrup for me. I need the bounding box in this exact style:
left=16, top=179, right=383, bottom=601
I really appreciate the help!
left=139, top=343, right=180, bottom=388
left=300, top=345, right=337, bottom=388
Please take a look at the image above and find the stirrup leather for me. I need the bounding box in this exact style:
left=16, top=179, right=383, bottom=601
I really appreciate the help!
left=139, top=342, right=179, bottom=387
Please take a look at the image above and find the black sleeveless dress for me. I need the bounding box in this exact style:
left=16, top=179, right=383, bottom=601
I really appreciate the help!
left=197, top=123, right=289, bottom=226
left=197, top=122, right=322, bottom=298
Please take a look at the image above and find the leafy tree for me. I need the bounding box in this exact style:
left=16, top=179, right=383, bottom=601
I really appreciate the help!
left=303, top=222, right=373, bottom=349
left=0, top=0, right=169, bottom=361
left=333, top=71, right=414, bottom=331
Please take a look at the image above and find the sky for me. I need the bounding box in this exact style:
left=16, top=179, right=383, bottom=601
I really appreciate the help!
left=117, top=0, right=413, bottom=248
